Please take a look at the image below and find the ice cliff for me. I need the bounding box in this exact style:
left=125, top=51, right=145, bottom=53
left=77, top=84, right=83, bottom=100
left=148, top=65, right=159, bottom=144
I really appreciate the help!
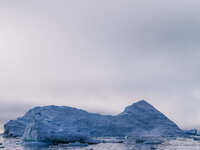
left=4, top=100, right=183, bottom=144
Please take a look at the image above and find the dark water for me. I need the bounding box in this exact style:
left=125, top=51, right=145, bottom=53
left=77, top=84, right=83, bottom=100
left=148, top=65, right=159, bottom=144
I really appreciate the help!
left=1, top=136, right=200, bottom=150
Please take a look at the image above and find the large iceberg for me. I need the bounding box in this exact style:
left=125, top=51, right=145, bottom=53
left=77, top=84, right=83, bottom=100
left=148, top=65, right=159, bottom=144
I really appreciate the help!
left=4, top=100, right=183, bottom=144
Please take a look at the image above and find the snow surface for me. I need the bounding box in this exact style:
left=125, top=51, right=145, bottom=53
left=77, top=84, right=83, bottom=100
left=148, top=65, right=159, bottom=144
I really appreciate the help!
left=4, top=100, right=183, bottom=144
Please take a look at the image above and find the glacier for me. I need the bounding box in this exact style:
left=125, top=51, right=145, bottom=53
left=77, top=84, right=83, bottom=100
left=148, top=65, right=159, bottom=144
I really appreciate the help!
left=4, top=100, right=184, bottom=144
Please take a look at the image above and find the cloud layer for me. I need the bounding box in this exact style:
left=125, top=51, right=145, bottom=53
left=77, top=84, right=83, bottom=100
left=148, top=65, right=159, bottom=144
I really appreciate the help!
left=0, top=0, right=200, bottom=129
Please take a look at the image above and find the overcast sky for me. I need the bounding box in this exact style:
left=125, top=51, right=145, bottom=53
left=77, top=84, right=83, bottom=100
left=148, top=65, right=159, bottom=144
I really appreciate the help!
left=0, top=0, right=200, bottom=129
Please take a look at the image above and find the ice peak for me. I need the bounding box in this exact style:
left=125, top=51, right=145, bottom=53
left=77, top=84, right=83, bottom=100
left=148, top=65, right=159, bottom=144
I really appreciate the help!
left=120, top=100, right=156, bottom=115
left=132, top=99, right=150, bottom=106
left=127, top=99, right=153, bottom=109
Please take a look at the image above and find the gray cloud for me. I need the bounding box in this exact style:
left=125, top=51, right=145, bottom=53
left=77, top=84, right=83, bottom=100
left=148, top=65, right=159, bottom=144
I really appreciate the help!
left=0, top=0, right=200, bottom=130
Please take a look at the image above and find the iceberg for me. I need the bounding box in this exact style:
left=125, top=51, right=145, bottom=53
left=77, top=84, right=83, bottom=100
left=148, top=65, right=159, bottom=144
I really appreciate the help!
left=183, top=129, right=198, bottom=135
left=4, top=100, right=184, bottom=144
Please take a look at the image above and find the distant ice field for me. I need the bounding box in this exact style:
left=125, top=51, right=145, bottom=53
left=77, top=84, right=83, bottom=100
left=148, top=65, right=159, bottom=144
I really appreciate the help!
left=1, top=136, right=200, bottom=150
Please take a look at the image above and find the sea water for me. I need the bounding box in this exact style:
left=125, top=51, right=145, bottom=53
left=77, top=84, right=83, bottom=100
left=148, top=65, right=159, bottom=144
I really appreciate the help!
left=1, top=136, right=200, bottom=150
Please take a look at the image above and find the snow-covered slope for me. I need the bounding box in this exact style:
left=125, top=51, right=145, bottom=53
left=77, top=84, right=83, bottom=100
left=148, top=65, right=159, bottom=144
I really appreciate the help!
left=117, top=100, right=182, bottom=136
left=4, top=100, right=183, bottom=143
